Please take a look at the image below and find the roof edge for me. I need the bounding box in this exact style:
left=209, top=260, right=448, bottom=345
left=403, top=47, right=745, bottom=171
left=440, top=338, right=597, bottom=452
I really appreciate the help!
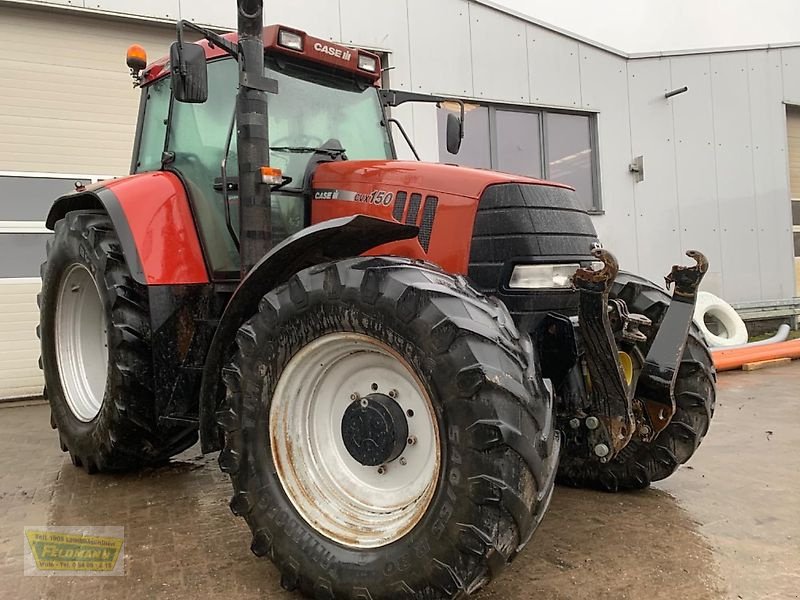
left=471, top=0, right=800, bottom=59
left=470, top=0, right=628, bottom=57
left=628, top=40, right=800, bottom=59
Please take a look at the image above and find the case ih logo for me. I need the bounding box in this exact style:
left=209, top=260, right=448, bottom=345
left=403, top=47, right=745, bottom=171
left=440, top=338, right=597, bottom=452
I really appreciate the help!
left=314, top=42, right=352, bottom=62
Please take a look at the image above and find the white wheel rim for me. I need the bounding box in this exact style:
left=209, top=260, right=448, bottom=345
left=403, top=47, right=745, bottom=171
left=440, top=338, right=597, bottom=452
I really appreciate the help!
left=270, top=332, right=441, bottom=549
left=55, top=263, right=109, bottom=422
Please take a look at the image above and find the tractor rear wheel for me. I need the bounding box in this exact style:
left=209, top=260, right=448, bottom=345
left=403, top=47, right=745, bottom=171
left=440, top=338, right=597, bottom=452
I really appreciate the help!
left=38, top=210, right=197, bottom=472
left=557, top=272, right=716, bottom=492
left=219, top=256, right=559, bottom=599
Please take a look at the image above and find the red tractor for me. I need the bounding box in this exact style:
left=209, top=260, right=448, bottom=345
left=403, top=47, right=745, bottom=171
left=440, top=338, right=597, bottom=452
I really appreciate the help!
left=38, top=1, right=715, bottom=597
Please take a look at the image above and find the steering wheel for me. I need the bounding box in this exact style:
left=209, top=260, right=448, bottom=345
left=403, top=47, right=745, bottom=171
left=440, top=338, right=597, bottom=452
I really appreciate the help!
left=270, top=134, right=325, bottom=149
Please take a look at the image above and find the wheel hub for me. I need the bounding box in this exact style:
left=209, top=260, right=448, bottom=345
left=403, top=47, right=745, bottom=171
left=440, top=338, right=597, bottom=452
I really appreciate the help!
left=341, top=393, right=408, bottom=466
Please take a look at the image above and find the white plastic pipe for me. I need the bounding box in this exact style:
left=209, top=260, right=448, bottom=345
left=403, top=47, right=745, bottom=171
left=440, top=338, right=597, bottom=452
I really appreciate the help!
left=709, top=323, right=791, bottom=353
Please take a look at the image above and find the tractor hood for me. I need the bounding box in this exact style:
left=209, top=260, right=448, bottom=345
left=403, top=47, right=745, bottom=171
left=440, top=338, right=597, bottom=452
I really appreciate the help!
left=312, top=160, right=572, bottom=200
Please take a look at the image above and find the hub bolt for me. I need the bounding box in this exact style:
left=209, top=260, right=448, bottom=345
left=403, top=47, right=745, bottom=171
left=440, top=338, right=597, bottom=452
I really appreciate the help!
left=360, top=398, right=369, bottom=408
left=399, top=457, right=407, bottom=466
left=407, top=436, right=417, bottom=446
left=377, top=466, right=386, bottom=475
left=350, top=393, right=359, bottom=402
left=569, top=418, right=581, bottom=429
left=594, top=443, right=610, bottom=458
left=389, top=389, right=398, bottom=399
left=586, top=416, right=600, bottom=430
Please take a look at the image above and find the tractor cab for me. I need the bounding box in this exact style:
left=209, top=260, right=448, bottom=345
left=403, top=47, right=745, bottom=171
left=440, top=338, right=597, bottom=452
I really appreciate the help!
left=129, top=26, right=395, bottom=278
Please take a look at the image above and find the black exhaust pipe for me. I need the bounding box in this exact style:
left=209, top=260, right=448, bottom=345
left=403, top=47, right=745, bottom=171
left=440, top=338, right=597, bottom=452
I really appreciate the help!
left=236, top=0, right=271, bottom=277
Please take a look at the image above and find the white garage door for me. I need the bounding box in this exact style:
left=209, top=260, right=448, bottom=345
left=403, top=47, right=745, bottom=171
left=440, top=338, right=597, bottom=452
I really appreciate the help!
left=0, top=4, right=177, bottom=399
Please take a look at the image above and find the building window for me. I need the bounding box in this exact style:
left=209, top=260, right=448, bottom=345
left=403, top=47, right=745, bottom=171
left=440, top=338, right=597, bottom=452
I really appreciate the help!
left=437, top=104, right=600, bottom=211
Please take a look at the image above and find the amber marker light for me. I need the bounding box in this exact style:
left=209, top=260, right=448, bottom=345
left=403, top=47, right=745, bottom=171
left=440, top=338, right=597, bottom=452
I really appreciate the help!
left=260, top=167, right=284, bottom=185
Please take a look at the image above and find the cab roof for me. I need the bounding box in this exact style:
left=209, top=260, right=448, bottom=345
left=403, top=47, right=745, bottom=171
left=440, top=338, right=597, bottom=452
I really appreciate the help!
left=141, top=24, right=381, bottom=86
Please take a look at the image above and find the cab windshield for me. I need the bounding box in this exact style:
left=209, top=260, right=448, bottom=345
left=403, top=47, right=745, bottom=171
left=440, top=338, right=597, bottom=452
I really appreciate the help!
left=135, top=56, right=393, bottom=276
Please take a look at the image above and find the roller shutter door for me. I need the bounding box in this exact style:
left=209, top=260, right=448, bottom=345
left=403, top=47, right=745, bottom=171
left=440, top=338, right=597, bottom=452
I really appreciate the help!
left=788, top=106, right=800, bottom=297
left=0, top=4, right=175, bottom=399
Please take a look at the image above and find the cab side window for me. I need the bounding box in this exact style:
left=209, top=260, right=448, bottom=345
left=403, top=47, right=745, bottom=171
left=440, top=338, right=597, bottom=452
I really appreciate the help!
left=135, top=78, right=170, bottom=173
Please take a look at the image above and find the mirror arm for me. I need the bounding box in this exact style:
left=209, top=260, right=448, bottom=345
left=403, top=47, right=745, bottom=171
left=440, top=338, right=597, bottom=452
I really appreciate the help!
left=386, top=118, right=420, bottom=161
left=177, top=19, right=240, bottom=59
left=380, top=89, right=465, bottom=111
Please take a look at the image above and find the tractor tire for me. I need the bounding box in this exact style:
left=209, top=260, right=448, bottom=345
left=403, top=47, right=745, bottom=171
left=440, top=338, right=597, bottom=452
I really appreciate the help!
left=219, top=256, right=559, bottom=599
left=557, top=271, right=716, bottom=492
left=38, top=210, right=197, bottom=473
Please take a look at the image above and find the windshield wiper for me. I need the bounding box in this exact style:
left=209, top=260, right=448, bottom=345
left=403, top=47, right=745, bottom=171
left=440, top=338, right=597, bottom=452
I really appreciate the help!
left=270, top=146, right=347, bottom=158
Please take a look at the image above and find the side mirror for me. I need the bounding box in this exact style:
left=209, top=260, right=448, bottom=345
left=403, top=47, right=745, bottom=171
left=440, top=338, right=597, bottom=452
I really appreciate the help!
left=446, top=112, right=463, bottom=155
left=170, top=41, right=208, bottom=103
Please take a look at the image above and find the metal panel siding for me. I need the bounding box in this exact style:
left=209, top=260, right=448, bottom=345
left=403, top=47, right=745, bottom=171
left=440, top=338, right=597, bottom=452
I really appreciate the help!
left=747, top=51, right=795, bottom=300
left=89, top=0, right=179, bottom=19
left=527, top=25, right=582, bottom=108
left=668, top=55, right=724, bottom=296
left=782, top=47, right=800, bottom=105
left=710, top=52, right=760, bottom=303
left=410, top=103, right=441, bottom=162
left=0, top=278, right=43, bottom=399
left=340, top=0, right=412, bottom=89
left=178, top=2, right=235, bottom=29
left=0, top=5, right=176, bottom=176
left=468, top=4, right=528, bottom=102
left=578, top=45, right=638, bottom=271
left=407, top=0, right=473, bottom=96
left=627, top=58, right=682, bottom=284
left=259, top=0, right=342, bottom=41
left=25, top=0, right=83, bottom=5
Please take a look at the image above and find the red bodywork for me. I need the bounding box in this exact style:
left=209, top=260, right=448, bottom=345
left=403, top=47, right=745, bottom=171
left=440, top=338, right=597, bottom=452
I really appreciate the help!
left=142, top=25, right=381, bottom=86
left=100, top=163, right=565, bottom=286
left=103, top=172, right=209, bottom=285
left=312, top=161, right=569, bottom=275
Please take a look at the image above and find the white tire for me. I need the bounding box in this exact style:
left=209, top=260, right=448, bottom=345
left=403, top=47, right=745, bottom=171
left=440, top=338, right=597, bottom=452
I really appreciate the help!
left=693, top=291, right=748, bottom=348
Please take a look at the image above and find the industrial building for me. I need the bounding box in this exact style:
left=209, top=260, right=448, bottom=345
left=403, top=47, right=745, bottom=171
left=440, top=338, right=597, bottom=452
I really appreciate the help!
left=1, top=0, right=799, bottom=398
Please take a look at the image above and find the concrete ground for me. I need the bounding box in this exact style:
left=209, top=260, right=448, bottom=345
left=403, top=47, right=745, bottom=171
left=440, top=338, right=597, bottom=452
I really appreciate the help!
left=1, top=365, right=798, bottom=599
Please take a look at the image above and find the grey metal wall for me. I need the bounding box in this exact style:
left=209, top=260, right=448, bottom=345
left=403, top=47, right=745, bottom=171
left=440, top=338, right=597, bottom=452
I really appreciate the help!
left=5, top=0, right=800, bottom=305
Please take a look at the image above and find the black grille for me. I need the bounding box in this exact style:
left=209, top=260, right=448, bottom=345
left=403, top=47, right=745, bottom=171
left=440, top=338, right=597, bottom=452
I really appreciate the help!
left=392, top=190, right=407, bottom=221
left=406, top=193, right=422, bottom=225
left=418, top=196, right=438, bottom=251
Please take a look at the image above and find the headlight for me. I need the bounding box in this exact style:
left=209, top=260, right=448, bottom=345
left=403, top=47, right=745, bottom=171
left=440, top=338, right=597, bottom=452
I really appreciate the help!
left=508, top=264, right=580, bottom=289
left=278, top=29, right=304, bottom=52
left=358, top=53, right=378, bottom=73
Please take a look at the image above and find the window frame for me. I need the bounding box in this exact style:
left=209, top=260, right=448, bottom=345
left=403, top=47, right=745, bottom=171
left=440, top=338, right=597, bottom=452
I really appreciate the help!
left=442, top=102, right=603, bottom=213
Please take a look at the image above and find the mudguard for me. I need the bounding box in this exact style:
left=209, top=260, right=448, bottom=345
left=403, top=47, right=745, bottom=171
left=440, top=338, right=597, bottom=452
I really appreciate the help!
left=198, top=214, right=419, bottom=452
left=45, top=172, right=209, bottom=286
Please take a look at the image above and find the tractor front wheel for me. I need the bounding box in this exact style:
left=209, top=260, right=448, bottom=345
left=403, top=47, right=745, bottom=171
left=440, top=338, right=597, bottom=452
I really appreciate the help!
left=219, top=256, right=559, bottom=599
left=39, top=210, right=197, bottom=472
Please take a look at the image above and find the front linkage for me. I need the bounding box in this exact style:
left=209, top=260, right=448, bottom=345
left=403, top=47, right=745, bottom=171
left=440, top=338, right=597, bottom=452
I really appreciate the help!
left=572, top=248, right=708, bottom=461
